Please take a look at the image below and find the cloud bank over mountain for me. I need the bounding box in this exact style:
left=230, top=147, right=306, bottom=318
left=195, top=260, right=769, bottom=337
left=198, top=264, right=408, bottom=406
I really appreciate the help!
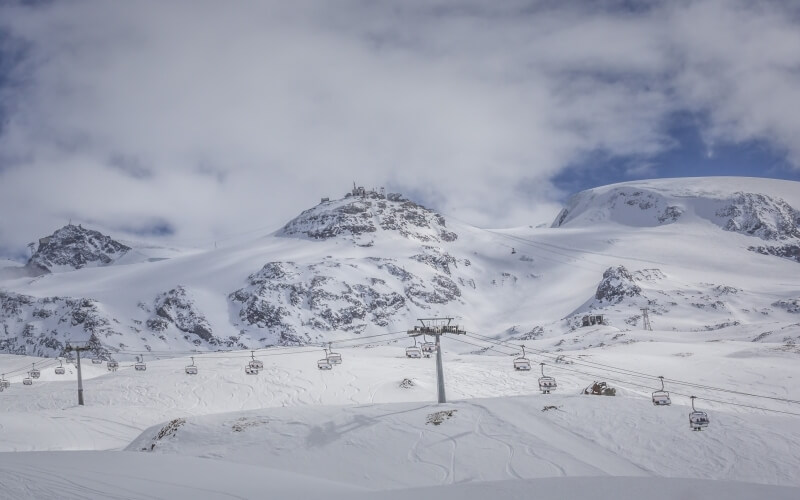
left=1, top=0, right=799, bottom=255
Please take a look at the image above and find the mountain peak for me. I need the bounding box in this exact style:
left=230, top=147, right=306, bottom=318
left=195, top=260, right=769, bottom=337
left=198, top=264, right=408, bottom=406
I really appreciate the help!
left=278, top=187, right=458, bottom=244
left=27, top=224, right=131, bottom=273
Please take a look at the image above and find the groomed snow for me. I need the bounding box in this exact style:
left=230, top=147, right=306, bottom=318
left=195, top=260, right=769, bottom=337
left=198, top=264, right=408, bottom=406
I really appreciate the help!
left=1, top=337, right=799, bottom=498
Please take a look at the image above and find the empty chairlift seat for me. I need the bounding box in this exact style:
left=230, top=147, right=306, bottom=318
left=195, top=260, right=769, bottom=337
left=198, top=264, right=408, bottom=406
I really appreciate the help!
left=23, top=375, right=33, bottom=385
left=317, top=358, right=332, bottom=370
left=185, top=357, right=198, bottom=375
left=405, top=345, right=422, bottom=358
left=92, top=357, right=103, bottom=364
left=652, top=376, right=671, bottom=406
left=29, top=364, right=40, bottom=379
left=326, top=350, right=342, bottom=366
left=107, top=360, right=119, bottom=371
left=134, top=356, right=147, bottom=371
left=54, top=360, right=65, bottom=375
left=513, top=345, right=532, bottom=371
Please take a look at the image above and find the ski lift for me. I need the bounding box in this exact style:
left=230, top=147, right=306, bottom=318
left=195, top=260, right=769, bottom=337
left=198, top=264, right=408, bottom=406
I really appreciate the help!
left=107, top=360, right=119, bottom=371
left=0, top=375, right=9, bottom=389
left=405, top=337, right=422, bottom=359
left=689, top=396, right=709, bottom=431
left=245, top=364, right=259, bottom=375
left=318, top=346, right=333, bottom=370
left=134, top=355, right=147, bottom=371
left=538, top=363, right=557, bottom=394
left=23, top=374, right=33, bottom=385
left=326, top=343, right=342, bottom=365
left=651, top=376, right=671, bottom=406
left=513, top=345, right=532, bottom=371
left=248, top=351, right=264, bottom=370
left=421, top=335, right=436, bottom=358
left=185, top=357, right=198, bottom=375
left=54, top=359, right=65, bottom=375
left=29, top=363, right=40, bottom=379
left=511, top=247, right=517, bottom=254
left=91, top=357, right=103, bottom=364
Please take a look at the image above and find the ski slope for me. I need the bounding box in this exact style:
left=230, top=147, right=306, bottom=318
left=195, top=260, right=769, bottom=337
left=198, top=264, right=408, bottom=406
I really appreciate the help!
left=1, top=335, right=800, bottom=498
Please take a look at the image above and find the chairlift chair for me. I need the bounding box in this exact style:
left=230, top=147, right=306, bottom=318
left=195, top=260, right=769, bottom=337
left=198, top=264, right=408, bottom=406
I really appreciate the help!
left=326, top=343, right=342, bottom=365
left=107, top=360, right=119, bottom=371
left=651, top=376, right=671, bottom=406
left=248, top=351, right=264, bottom=370
left=23, top=374, right=33, bottom=385
left=29, top=363, right=40, bottom=379
left=317, top=358, right=332, bottom=370
left=185, top=357, right=198, bottom=375
left=689, top=396, right=709, bottom=431
left=55, top=359, right=65, bottom=375
left=538, top=363, right=557, bottom=394
left=91, top=357, right=103, bottom=364
left=421, top=335, right=436, bottom=358
left=134, top=356, right=147, bottom=371
left=405, top=337, right=422, bottom=359
left=245, top=364, right=259, bottom=375
left=0, top=375, right=9, bottom=389
left=513, top=345, right=532, bottom=371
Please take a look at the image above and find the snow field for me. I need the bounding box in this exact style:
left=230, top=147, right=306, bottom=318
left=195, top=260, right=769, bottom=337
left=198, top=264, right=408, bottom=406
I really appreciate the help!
left=1, top=337, right=799, bottom=496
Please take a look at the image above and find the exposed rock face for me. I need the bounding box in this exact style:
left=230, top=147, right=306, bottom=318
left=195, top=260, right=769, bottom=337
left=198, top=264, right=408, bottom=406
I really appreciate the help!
left=228, top=258, right=461, bottom=342
left=595, top=266, right=642, bottom=303
left=749, top=244, right=800, bottom=263
left=772, top=298, right=800, bottom=314
left=27, top=224, right=130, bottom=273
left=0, top=291, right=117, bottom=357
left=279, top=190, right=457, bottom=243
left=717, top=193, right=800, bottom=241
left=146, top=287, right=215, bottom=344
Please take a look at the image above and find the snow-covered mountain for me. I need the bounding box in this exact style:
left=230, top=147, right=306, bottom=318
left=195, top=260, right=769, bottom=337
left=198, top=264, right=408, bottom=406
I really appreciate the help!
left=1, top=178, right=798, bottom=359
left=26, top=224, right=132, bottom=274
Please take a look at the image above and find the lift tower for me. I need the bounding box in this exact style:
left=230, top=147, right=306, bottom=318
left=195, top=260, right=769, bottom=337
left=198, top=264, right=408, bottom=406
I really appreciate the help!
left=641, top=307, right=653, bottom=331
left=407, top=318, right=466, bottom=404
left=65, top=341, right=92, bottom=406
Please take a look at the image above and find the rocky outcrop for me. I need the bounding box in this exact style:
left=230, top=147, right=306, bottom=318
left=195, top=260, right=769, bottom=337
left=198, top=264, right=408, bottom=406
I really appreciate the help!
left=595, top=266, right=642, bottom=303
left=27, top=224, right=130, bottom=273
left=749, top=244, right=800, bottom=263
left=146, top=287, right=215, bottom=344
left=717, top=193, right=800, bottom=241
left=229, top=258, right=462, bottom=342
left=279, top=190, right=457, bottom=243
left=0, top=291, right=118, bottom=357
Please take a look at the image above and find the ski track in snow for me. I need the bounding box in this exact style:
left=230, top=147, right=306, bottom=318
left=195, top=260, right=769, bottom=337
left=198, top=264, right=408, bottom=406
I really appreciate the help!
left=2, top=331, right=800, bottom=495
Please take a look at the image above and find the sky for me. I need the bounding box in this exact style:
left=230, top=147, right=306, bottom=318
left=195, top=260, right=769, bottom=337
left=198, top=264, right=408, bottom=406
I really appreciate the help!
left=0, top=0, right=799, bottom=260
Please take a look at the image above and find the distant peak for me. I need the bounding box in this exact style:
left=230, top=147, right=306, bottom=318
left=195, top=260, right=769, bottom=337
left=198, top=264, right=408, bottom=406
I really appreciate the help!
left=27, top=224, right=131, bottom=273
left=279, top=188, right=457, bottom=243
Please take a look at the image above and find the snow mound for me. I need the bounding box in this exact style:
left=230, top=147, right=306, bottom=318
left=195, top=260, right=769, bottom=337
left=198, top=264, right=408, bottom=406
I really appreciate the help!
left=552, top=177, right=800, bottom=240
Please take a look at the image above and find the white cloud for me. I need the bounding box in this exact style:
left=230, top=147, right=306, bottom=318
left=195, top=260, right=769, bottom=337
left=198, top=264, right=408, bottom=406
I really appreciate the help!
left=0, top=0, right=798, bottom=255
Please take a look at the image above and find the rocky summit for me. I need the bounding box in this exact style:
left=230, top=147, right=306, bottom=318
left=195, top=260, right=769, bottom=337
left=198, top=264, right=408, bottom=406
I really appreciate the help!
left=26, top=224, right=131, bottom=274
left=279, top=187, right=458, bottom=244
